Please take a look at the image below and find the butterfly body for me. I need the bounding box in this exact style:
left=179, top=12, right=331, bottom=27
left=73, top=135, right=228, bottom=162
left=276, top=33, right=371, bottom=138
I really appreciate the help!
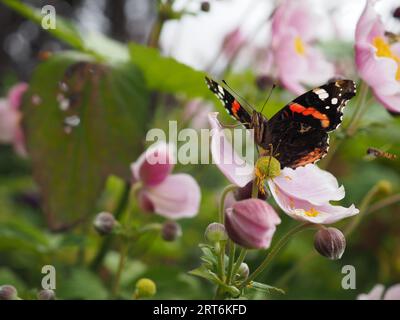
left=205, top=77, right=357, bottom=169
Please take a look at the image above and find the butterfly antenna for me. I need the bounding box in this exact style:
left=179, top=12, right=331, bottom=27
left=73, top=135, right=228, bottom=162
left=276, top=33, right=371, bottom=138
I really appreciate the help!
left=222, top=80, right=255, bottom=111
left=260, top=84, right=276, bottom=114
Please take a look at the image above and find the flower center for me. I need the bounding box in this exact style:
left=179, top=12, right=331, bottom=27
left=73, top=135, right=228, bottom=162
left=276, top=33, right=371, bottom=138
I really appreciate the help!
left=294, top=36, right=306, bottom=56
left=304, top=207, right=319, bottom=217
left=373, top=36, right=400, bottom=81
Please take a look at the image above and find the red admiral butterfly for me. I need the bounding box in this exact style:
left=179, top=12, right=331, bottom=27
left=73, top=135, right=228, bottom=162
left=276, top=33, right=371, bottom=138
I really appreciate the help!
left=205, top=77, right=356, bottom=169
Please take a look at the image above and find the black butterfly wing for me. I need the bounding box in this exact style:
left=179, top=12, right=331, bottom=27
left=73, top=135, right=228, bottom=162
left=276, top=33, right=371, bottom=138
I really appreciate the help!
left=262, top=80, right=357, bottom=168
left=205, top=77, right=252, bottom=128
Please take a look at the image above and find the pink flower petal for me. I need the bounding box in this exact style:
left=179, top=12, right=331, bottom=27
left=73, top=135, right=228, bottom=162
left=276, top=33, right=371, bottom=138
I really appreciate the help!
left=355, top=0, right=384, bottom=45
left=7, top=83, right=28, bottom=111
left=144, top=173, right=201, bottom=219
left=274, top=32, right=334, bottom=95
left=130, top=142, right=175, bottom=187
left=355, top=44, right=400, bottom=96
left=357, top=284, right=385, bottom=300
left=0, top=99, right=18, bottom=144
left=384, top=284, right=400, bottom=300
left=208, top=112, right=254, bottom=187
left=268, top=180, right=358, bottom=224
left=273, top=164, right=345, bottom=205
left=225, top=199, right=280, bottom=249
left=372, top=89, right=400, bottom=114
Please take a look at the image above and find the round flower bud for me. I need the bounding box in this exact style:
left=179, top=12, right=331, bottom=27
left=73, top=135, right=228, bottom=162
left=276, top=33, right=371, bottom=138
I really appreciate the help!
left=205, top=222, right=228, bottom=242
left=0, top=285, right=18, bottom=300
left=234, top=181, right=268, bottom=201
left=93, top=212, right=116, bottom=235
left=377, top=180, right=392, bottom=195
left=135, top=278, right=156, bottom=298
left=200, top=1, right=210, bottom=12
left=237, top=262, right=249, bottom=280
left=314, top=227, right=346, bottom=260
left=225, top=199, right=281, bottom=249
left=161, top=221, right=182, bottom=242
left=37, top=289, right=55, bottom=300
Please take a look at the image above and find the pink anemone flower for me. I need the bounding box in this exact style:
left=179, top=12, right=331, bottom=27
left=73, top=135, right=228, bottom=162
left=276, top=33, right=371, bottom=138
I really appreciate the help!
left=357, top=284, right=400, bottom=300
left=208, top=112, right=359, bottom=224
left=271, top=0, right=335, bottom=95
left=0, top=83, right=28, bottom=156
left=131, top=142, right=201, bottom=219
left=355, top=0, right=400, bottom=113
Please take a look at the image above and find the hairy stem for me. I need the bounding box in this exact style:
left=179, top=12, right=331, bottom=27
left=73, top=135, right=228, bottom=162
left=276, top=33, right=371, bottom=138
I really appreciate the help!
left=239, top=222, right=315, bottom=290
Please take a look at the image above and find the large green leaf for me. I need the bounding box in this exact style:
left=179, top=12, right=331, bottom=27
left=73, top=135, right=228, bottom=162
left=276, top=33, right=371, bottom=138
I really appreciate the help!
left=22, top=53, right=149, bottom=228
left=129, top=43, right=213, bottom=100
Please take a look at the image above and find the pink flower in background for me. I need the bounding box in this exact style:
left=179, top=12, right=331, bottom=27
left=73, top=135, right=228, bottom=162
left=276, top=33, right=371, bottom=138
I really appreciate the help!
left=0, top=83, right=28, bottom=156
left=225, top=199, right=281, bottom=249
left=208, top=112, right=358, bottom=224
left=271, top=0, right=335, bottom=95
left=355, top=0, right=400, bottom=113
left=357, top=284, right=400, bottom=300
left=221, top=27, right=246, bottom=59
left=131, top=142, right=201, bottom=219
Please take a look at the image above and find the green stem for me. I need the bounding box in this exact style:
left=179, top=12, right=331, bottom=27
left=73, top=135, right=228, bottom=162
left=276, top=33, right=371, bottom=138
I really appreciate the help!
left=366, top=193, right=400, bottom=216
left=239, top=222, right=315, bottom=290
left=226, top=240, right=236, bottom=285
left=346, top=81, right=370, bottom=137
left=231, top=248, right=247, bottom=280
left=344, top=184, right=381, bottom=236
left=90, top=182, right=131, bottom=271
left=219, top=184, right=238, bottom=224
left=111, top=242, right=128, bottom=298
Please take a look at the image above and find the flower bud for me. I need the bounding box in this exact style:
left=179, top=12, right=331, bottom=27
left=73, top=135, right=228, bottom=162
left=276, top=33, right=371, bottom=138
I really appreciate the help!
left=377, top=180, right=392, bottom=195
left=37, top=289, right=55, bottom=300
left=0, top=285, right=18, bottom=300
left=225, top=199, right=281, bottom=249
left=161, top=221, right=182, bottom=242
left=234, top=181, right=268, bottom=201
left=314, top=227, right=346, bottom=260
left=205, top=222, right=228, bottom=242
left=200, top=1, right=210, bottom=12
left=237, top=263, right=249, bottom=280
left=135, top=278, right=156, bottom=298
left=93, top=212, right=116, bottom=235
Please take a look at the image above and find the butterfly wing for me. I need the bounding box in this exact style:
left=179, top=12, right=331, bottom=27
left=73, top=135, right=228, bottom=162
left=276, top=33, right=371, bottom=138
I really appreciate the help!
left=205, top=77, right=252, bottom=128
left=262, top=80, right=357, bottom=168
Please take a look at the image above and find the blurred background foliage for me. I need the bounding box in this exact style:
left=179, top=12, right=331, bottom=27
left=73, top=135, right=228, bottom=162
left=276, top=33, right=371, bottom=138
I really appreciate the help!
left=0, top=0, right=399, bottom=300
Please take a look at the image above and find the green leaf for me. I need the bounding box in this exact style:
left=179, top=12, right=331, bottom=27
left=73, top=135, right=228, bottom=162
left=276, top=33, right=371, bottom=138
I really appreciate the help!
left=129, top=43, right=213, bottom=99
left=22, top=53, right=149, bottom=227
left=188, top=265, right=221, bottom=285
left=248, top=281, right=285, bottom=295
left=57, top=268, right=108, bottom=299
left=1, top=0, right=84, bottom=51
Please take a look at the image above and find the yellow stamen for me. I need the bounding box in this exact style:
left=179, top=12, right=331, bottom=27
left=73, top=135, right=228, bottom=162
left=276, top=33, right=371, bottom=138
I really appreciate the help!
left=255, top=167, right=266, bottom=195
left=304, top=207, right=319, bottom=217
left=373, top=36, right=400, bottom=81
left=294, top=36, right=306, bottom=56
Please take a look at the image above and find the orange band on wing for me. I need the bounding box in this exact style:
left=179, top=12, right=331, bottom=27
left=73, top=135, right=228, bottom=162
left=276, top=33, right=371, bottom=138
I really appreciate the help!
left=232, top=100, right=241, bottom=116
left=289, top=103, right=330, bottom=128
